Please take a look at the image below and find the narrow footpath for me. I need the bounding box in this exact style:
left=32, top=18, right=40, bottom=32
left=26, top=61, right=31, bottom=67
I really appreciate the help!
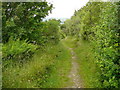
left=67, top=48, right=83, bottom=88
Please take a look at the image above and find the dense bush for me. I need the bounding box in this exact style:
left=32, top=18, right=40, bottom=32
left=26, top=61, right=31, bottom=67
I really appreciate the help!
left=42, top=19, right=60, bottom=44
left=93, top=2, right=120, bottom=88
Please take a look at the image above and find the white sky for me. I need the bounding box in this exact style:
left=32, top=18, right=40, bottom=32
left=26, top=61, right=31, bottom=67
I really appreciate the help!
left=46, top=0, right=89, bottom=19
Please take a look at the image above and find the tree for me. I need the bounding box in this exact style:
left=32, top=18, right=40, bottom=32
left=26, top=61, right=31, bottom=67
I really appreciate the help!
left=2, top=1, right=53, bottom=43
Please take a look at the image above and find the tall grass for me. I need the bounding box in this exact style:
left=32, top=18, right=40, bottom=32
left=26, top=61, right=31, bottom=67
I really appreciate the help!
left=2, top=42, right=71, bottom=88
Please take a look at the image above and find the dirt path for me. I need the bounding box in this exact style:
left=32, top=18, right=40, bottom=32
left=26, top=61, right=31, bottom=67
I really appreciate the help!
left=67, top=48, right=83, bottom=88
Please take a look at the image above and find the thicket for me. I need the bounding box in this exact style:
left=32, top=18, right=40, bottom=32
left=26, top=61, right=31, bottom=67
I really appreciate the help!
left=62, top=1, right=120, bottom=88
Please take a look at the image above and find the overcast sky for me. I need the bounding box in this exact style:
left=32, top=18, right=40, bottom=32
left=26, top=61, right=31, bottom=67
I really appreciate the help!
left=46, top=0, right=89, bottom=19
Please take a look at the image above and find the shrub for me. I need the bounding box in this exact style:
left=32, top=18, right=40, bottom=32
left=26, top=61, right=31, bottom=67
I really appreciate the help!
left=2, top=37, right=38, bottom=63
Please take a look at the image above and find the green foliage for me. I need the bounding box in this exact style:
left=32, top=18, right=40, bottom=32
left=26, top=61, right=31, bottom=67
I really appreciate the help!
left=59, top=28, right=66, bottom=39
left=62, top=2, right=101, bottom=40
left=2, top=37, right=37, bottom=63
left=2, top=2, right=53, bottom=43
left=62, top=1, right=120, bottom=88
left=92, top=2, right=120, bottom=88
left=41, top=19, right=60, bottom=44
